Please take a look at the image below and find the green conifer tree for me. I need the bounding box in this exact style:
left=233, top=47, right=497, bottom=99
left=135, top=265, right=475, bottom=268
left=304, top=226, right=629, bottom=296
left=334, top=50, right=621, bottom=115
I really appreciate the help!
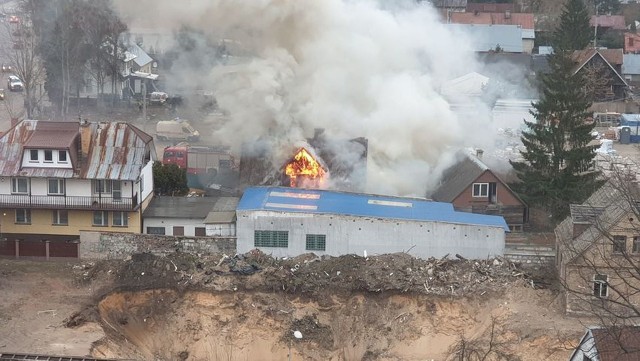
left=510, top=49, right=602, bottom=222
left=553, top=0, right=592, bottom=51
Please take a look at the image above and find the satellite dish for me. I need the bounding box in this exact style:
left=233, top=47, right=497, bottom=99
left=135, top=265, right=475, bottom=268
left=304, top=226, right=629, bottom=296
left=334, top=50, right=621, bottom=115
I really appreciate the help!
left=293, top=330, right=303, bottom=339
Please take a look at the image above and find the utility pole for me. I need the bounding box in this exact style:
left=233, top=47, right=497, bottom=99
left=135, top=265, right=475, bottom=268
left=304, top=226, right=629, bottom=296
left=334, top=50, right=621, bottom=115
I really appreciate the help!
left=593, top=3, right=599, bottom=48
left=142, top=81, right=147, bottom=121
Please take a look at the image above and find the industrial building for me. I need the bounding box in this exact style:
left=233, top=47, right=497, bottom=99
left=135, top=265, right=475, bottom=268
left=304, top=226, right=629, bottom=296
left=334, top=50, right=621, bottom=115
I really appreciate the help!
left=236, top=187, right=509, bottom=259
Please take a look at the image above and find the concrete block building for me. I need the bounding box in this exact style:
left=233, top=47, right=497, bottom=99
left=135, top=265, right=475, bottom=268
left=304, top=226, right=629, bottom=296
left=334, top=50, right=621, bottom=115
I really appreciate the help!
left=236, top=187, right=509, bottom=259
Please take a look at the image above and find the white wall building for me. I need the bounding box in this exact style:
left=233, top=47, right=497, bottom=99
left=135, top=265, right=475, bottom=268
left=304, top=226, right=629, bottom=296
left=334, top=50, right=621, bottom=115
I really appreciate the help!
left=236, top=187, right=508, bottom=259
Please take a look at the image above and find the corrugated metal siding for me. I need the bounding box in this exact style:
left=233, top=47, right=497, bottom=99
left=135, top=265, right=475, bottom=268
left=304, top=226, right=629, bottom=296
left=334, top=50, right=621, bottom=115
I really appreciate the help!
left=80, top=122, right=151, bottom=181
left=0, top=120, right=152, bottom=181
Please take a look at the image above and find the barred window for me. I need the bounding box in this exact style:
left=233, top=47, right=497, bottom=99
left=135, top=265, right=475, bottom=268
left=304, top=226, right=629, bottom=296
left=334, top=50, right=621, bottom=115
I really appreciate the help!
left=254, top=230, right=288, bottom=248
left=306, top=234, right=326, bottom=251
left=593, top=274, right=608, bottom=298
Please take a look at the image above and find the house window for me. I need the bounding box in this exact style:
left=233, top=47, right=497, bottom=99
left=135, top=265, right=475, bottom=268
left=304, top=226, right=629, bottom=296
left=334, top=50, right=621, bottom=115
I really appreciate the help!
left=112, top=211, right=128, bottom=227
left=92, top=211, right=108, bottom=226
left=44, top=150, right=53, bottom=162
left=58, top=151, right=67, bottom=162
left=306, top=234, right=326, bottom=251
left=634, top=237, right=640, bottom=253
left=593, top=274, right=608, bottom=298
left=11, top=177, right=28, bottom=194
left=173, top=226, right=184, bottom=236
left=93, top=180, right=112, bottom=193
left=29, top=149, right=38, bottom=161
left=472, top=183, right=489, bottom=197
left=52, top=210, right=68, bottom=225
left=613, top=235, right=626, bottom=254
left=48, top=179, right=65, bottom=195
left=15, top=209, right=31, bottom=224
left=254, top=230, right=289, bottom=248
left=195, top=227, right=206, bottom=236
left=147, top=226, right=165, bottom=235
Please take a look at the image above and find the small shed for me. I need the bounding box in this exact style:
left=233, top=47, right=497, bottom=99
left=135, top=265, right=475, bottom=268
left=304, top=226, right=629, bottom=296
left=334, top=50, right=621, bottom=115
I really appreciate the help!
left=204, top=197, right=239, bottom=236
left=620, top=114, right=640, bottom=143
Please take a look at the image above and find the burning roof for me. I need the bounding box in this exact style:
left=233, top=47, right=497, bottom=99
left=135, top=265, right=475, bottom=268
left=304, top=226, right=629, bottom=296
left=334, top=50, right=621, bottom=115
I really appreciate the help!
left=239, top=129, right=367, bottom=192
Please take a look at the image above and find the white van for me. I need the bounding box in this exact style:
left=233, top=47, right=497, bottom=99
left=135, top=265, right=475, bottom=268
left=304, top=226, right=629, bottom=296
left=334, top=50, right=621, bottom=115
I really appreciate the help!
left=155, top=119, right=200, bottom=142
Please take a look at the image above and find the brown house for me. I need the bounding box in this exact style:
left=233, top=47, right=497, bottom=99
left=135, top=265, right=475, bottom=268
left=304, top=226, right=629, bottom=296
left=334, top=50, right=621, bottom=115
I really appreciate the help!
left=430, top=152, right=527, bottom=231
left=570, top=326, right=640, bottom=361
left=572, top=49, right=628, bottom=102
left=555, top=180, right=640, bottom=316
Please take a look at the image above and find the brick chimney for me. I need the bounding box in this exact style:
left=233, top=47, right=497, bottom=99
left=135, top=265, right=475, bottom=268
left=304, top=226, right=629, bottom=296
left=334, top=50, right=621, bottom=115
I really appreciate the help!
left=79, top=119, right=92, bottom=158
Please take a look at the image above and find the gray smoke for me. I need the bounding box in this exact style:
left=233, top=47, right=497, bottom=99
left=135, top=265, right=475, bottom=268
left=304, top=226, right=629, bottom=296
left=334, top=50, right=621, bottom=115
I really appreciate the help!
left=114, top=0, right=518, bottom=197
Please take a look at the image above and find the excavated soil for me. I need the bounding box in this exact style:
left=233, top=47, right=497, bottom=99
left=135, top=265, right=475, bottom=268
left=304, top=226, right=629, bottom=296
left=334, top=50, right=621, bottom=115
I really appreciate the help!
left=60, top=251, right=587, bottom=361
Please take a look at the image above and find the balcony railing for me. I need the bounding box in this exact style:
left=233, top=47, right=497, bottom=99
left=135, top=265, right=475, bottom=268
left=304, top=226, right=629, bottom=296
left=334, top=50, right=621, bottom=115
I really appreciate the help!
left=0, top=194, right=138, bottom=211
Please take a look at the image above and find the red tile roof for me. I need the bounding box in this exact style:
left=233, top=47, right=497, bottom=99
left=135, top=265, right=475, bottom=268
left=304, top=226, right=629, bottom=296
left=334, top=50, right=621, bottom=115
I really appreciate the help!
left=466, top=3, right=515, bottom=13
left=590, top=15, right=626, bottom=30
left=450, top=12, right=534, bottom=29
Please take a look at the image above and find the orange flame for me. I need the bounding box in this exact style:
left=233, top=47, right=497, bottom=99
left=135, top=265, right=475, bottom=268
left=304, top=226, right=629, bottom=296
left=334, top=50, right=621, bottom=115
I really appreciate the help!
left=285, top=148, right=326, bottom=188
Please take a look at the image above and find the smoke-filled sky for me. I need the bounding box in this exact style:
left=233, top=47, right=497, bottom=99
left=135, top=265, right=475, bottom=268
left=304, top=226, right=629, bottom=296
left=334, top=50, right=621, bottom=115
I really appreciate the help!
left=114, top=0, right=524, bottom=196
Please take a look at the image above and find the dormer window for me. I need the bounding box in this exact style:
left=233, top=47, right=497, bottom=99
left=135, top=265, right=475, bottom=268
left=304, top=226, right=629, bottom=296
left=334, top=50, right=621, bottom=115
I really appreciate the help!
left=44, top=150, right=53, bottom=162
left=59, top=151, right=67, bottom=163
left=29, top=149, right=38, bottom=162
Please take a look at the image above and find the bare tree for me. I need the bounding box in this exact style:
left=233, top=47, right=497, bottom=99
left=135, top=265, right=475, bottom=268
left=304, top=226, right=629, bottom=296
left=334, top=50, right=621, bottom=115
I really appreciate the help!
left=447, top=317, right=520, bottom=361
left=1, top=2, right=46, bottom=119
left=556, top=161, right=640, bottom=355
left=582, top=61, right=614, bottom=102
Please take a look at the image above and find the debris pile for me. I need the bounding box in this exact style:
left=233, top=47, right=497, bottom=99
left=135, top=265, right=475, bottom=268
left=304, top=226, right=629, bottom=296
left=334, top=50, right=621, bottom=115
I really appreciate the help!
left=78, top=251, right=549, bottom=298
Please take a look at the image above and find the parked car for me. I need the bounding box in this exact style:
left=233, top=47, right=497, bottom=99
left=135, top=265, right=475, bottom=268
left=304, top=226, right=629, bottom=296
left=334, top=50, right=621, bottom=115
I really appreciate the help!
left=7, top=75, right=23, bottom=91
left=149, top=91, right=168, bottom=105
left=2, top=64, right=12, bottom=72
left=8, top=15, right=19, bottom=24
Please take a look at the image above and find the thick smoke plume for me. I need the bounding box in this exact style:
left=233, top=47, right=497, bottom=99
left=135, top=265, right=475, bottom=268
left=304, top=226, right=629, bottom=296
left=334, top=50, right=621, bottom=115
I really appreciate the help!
left=114, top=0, right=508, bottom=196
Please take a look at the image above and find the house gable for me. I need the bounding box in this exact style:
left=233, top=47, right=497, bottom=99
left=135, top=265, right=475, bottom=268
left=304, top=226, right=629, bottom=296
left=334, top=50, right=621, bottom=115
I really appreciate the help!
left=573, top=50, right=628, bottom=87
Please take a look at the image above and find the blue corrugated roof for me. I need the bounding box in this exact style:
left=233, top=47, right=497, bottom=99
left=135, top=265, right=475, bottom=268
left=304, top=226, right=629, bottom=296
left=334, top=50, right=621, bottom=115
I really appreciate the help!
left=238, top=187, right=509, bottom=231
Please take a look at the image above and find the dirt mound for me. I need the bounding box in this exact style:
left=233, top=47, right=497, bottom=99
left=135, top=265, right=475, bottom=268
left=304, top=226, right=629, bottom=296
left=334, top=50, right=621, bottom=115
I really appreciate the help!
left=96, top=251, right=549, bottom=299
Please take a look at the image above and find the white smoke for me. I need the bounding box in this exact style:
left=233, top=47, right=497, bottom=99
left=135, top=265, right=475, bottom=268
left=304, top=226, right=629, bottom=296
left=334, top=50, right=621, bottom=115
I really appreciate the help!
left=114, top=0, right=509, bottom=197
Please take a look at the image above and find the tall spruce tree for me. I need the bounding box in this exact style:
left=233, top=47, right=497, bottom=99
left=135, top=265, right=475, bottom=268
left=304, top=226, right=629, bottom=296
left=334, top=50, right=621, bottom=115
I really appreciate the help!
left=553, top=0, right=592, bottom=51
left=510, top=49, right=601, bottom=222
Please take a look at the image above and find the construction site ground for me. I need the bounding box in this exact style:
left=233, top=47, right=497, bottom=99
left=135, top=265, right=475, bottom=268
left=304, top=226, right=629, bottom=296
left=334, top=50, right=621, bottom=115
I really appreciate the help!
left=0, top=252, right=591, bottom=360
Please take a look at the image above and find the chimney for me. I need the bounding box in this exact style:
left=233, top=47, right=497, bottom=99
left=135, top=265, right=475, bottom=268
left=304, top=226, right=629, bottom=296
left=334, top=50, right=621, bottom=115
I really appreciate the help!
left=80, top=120, right=92, bottom=158
left=476, top=149, right=484, bottom=159
left=505, top=10, right=511, bottom=19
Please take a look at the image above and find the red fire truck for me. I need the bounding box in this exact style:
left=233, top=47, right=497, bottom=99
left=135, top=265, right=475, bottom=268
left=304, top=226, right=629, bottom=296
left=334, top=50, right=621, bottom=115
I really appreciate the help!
left=162, top=143, right=236, bottom=188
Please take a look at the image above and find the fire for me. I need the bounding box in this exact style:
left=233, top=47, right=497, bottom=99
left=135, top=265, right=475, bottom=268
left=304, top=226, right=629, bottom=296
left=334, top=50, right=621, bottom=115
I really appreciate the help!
left=285, top=148, right=326, bottom=188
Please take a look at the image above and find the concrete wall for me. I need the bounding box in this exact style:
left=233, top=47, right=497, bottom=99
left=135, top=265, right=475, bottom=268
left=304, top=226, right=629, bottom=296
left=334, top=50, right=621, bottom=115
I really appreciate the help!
left=79, top=230, right=236, bottom=259
left=236, top=210, right=505, bottom=259
left=206, top=223, right=236, bottom=237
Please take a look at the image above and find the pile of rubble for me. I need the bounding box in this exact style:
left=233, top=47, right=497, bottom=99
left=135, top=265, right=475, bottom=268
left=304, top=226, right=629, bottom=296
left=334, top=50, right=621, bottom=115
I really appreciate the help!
left=79, top=251, right=550, bottom=298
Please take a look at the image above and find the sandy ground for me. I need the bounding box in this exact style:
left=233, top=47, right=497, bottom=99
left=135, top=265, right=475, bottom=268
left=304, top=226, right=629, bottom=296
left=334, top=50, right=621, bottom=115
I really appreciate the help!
left=0, top=259, right=105, bottom=356
left=0, top=255, right=595, bottom=361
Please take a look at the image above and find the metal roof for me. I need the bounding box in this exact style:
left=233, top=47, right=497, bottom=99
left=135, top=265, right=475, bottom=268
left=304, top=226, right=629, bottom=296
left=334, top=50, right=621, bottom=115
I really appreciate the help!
left=23, top=121, right=79, bottom=149
left=590, top=15, right=626, bottom=30
left=0, top=120, right=78, bottom=178
left=623, top=54, right=640, bottom=75
left=80, top=122, right=154, bottom=181
left=238, top=186, right=509, bottom=230
left=450, top=12, right=535, bottom=30
left=203, top=197, right=239, bottom=223
left=447, top=24, right=523, bottom=53
left=127, top=43, right=153, bottom=67
left=144, top=196, right=217, bottom=219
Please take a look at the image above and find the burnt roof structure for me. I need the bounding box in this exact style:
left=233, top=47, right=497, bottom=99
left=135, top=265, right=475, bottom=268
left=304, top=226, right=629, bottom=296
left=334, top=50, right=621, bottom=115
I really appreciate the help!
left=239, top=129, right=368, bottom=192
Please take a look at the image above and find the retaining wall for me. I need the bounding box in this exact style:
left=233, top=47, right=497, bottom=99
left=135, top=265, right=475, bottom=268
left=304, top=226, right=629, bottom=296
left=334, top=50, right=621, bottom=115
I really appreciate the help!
left=79, top=231, right=236, bottom=259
